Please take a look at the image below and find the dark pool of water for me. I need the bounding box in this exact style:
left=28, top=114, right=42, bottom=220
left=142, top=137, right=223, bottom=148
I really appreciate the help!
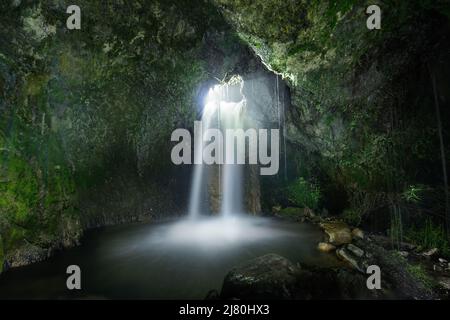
left=0, top=216, right=340, bottom=299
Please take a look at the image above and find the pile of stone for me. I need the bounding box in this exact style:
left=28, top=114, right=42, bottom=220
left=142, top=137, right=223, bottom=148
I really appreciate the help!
left=317, top=220, right=369, bottom=273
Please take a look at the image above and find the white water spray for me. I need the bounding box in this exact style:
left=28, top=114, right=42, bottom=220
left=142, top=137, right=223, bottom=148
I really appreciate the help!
left=188, top=83, right=245, bottom=218
left=220, top=98, right=245, bottom=216
left=188, top=89, right=218, bottom=218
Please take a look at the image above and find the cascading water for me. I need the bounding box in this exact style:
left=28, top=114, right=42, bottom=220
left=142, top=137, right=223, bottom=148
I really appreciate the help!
left=188, top=89, right=218, bottom=218
left=220, top=98, right=245, bottom=216
left=275, top=75, right=287, bottom=180
left=188, top=82, right=245, bottom=218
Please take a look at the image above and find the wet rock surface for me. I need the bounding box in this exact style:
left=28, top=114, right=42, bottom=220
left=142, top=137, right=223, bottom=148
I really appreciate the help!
left=320, top=221, right=352, bottom=246
left=274, top=210, right=446, bottom=299
left=351, top=228, right=364, bottom=240
left=219, top=253, right=382, bottom=299
left=5, top=243, right=49, bottom=268
left=220, top=254, right=301, bottom=299
left=336, top=246, right=365, bottom=273
left=317, top=242, right=336, bottom=253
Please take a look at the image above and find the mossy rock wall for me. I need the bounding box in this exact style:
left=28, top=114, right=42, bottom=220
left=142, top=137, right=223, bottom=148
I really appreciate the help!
left=0, top=0, right=257, bottom=270
left=215, top=1, right=450, bottom=228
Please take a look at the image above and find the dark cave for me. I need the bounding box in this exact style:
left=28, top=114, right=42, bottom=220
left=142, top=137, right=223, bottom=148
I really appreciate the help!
left=1, top=0, right=450, bottom=302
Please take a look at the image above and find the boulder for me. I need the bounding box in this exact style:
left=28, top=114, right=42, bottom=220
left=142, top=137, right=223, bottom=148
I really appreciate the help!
left=335, top=268, right=384, bottom=299
left=438, top=277, right=450, bottom=290
left=422, top=248, right=438, bottom=258
left=220, top=254, right=301, bottom=299
left=433, top=264, right=445, bottom=272
left=351, top=228, right=364, bottom=239
left=304, top=207, right=315, bottom=218
left=355, top=238, right=436, bottom=299
left=220, top=253, right=389, bottom=299
left=317, top=242, right=336, bottom=253
left=5, top=243, right=49, bottom=268
left=320, top=221, right=352, bottom=245
left=346, top=244, right=364, bottom=258
left=336, top=247, right=364, bottom=273
left=272, top=205, right=282, bottom=214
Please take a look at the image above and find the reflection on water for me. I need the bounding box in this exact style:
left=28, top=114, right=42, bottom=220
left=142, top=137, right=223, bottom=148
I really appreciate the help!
left=0, top=216, right=340, bottom=299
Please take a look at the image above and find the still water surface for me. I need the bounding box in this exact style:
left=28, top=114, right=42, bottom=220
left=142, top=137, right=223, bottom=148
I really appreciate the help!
left=0, top=216, right=340, bottom=299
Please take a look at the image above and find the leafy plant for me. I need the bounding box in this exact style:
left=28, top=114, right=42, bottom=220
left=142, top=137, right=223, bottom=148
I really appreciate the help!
left=342, top=208, right=361, bottom=226
left=402, top=185, right=426, bottom=203
left=287, top=177, right=321, bottom=210
left=407, top=219, right=450, bottom=258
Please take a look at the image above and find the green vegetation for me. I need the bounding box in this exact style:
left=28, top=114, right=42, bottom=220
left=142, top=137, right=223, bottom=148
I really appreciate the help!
left=342, top=208, right=361, bottom=226
left=277, top=207, right=305, bottom=220
left=406, top=264, right=435, bottom=290
left=219, top=0, right=450, bottom=244
left=0, top=110, right=81, bottom=258
left=402, top=185, right=426, bottom=204
left=287, top=177, right=321, bottom=210
left=1, top=0, right=450, bottom=276
left=0, top=0, right=251, bottom=269
left=407, top=219, right=450, bottom=258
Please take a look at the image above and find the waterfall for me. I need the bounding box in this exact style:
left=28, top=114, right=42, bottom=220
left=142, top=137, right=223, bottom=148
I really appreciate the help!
left=188, top=93, right=217, bottom=218
left=220, top=97, right=245, bottom=216
left=275, top=75, right=288, bottom=180
left=188, top=83, right=245, bottom=218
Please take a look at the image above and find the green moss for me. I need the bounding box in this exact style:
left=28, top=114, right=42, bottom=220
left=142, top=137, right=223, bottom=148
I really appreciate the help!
left=0, top=111, right=79, bottom=253
left=25, top=73, right=50, bottom=96
left=406, top=264, right=435, bottom=290
left=278, top=207, right=304, bottom=219
left=1, top=0, right=251, bottom=262
left=0, top=156, right=39, bottom=217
